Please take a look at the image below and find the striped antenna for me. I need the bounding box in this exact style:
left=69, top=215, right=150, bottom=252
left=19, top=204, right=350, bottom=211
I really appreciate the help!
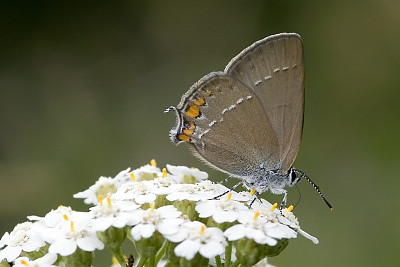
left=302, top=173, right=333, bottom=211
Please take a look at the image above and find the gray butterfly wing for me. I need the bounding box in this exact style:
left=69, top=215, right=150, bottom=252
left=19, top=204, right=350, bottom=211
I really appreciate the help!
left=171, top=72, right=280, bottom=178
left=225, top=33, right=305, bottom=173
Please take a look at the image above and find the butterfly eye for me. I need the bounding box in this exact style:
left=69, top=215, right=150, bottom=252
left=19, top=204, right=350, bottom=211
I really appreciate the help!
left=290, top=170, right=298, bottom=183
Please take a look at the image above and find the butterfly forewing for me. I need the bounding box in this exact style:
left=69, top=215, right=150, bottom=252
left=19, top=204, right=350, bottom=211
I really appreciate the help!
left=173, top=72, right=280, bottom=178
left=225, top=33, right=305, bottom=172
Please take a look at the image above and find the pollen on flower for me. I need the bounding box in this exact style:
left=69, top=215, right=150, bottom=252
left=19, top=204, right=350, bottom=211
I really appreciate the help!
left=130, top=172, right=136, bottom=181
left=227, top=192, right=232, bottom=201
left=98, top=195, right=104, bottom=206
left=250, top=189, right=256, bottom=195
left=151, top=159, right=157, bottom=167
left=287, top=205, right=294, bottom=212
left=63, top=214, right=69, bottom=221
left=201, top=225, right=205, bottom=235
left=271, top=203, right=278, bottom=212
left=150, top=202, right=155, bottom=211
left=107, top=195, right=112, bottom=207
left=20, top=259, right=29, bottom=266
left=162, top=168, right=167, bottom=178
left=70, top=221, right=74, bottom=232
left=253, top=211, right=260, bottom=220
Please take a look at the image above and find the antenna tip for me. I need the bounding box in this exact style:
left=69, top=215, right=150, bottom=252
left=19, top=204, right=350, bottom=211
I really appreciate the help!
left=330, top=207, right=334, bottom=211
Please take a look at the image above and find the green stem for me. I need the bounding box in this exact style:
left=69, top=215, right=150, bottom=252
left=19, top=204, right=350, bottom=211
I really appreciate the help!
left=148, top=256, right=156, bottom=267
left=230, top=260, right=240, bottom=267
left=225, top=241, right=233, bottom=267
left=215, top=255, right=222, bottom=267
left=136, top=256, right=148, bottom=267
left=155, top=240, right=168, bottom=265
left=111, top=247, right=127, bottom=267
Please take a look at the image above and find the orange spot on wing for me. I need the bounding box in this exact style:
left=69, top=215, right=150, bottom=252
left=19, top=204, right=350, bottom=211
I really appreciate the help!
left=178, top=134, right=190, bottom=142
left=183, top=128, right=194, bottom=135
left=186, top=105, right=200, bottom=118
left=194, top=97, right=205, bottom=106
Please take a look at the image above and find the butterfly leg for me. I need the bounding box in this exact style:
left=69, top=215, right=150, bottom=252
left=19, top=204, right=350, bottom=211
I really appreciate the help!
left=211, top=181, right=242, bottom=200
left=249, top=191, right=260, bottom=208
left=278, top=189, right=288, bottom=210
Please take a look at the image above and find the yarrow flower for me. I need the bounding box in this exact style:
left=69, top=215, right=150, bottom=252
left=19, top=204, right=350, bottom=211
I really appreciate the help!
left=90, top=195, right=141, bottom=232
left=13, top=253, right=57, bottom=267
left=113, top=180, right=159, bottom=204
left=165, top=221, right=226, bottom=261
left=0, top=160, right=321, bottom=267
left=128, top=162, right=163, bottom=182
left=195, top=192, right=249, bottom=223
left=129, top=205, right=183, bottom=240
left=32, top=209, right=103, bottom=257
left=166, top=180, right=230, bottom=202
left=166, top=164, right=208, bottom=183
left=28, top=205, right=90, bottom=228
left=73, top=176, right=118, bottom=205
left=0, top=222, right=45, bottom=262
left=224, top=208, right=296, bottom=246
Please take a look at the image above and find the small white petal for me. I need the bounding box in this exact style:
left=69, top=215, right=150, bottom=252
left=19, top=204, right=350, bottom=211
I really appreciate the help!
left=265, top=223, right=297, bottom=239
left=158, top=206, right=181, bottom=218
left=297, top=228, right=319, bottom=244
left=135, top=194, right=156, bottom=204
left=263, top=236, right=278, bottom=246
left=164, top=228, right=188, bottom=243
left=93, top=217, right=114, bottom=232
left=49, top=239, right=77, bottom=256
left=112, top=213, right=131, bottom=228
left=126, top=210, right=144, bottom=226
left=0, top=245, right=22, bottom=262
left=35, top=253, right=58, bottom=264
left=174, top=239, right=201, bottom=260
left=206, top=228, right=225, bottom=241
left=195, top=202, right=215, bottom=218
left=131, top=224, right=155, bottom=240
left=278, top=216, right=299, bottom=229
left=22, top=236, right=45, bottom=252
left=248, top=229, right=274, bottom=245
left=214, top=210, right=237, bottom=223
left=224, top=225, right=245, bottom=241
left=157, top=219, right=182, bottom=235
left=199, top=240, right=224, bottom=259
left=27, top=215, right=42, bottom=221
left=77, top=236, right=104, bottom=251
left=0, top=232, right=9, bottom=248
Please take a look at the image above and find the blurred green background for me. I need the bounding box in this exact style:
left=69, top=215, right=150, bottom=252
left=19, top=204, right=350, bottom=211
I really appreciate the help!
left=1, top=1, right=399, bottom=266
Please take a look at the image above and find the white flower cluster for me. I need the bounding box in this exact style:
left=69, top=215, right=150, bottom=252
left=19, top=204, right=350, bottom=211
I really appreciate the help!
left=0, top=161, right=318, bottom=267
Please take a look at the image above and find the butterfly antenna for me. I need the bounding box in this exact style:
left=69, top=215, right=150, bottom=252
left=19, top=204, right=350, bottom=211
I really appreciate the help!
left=212, top=181, right=242, bottom=200
left=302, top=173, right=333, bottom=211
